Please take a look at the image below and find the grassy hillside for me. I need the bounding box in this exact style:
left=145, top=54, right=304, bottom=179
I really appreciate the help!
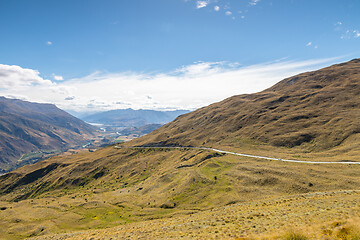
left=29, top=190, right=360, bottom=240
left=0, top=59, right=359, bottom=239
left=129, top=59, right=360, bottom=154
left=1, top=145, right=360, bottom=239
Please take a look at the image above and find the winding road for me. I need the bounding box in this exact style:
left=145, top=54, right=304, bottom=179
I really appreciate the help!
left=114, top=145, right=360, bottom=165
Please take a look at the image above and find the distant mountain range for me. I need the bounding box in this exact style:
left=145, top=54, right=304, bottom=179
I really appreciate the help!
left=82, top=108, right=190, bottom=127
left=0, top=97, right=96, bottom=172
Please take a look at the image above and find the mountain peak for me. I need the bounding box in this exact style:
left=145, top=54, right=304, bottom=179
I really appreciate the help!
left=349, top=58, right=360, bottom=63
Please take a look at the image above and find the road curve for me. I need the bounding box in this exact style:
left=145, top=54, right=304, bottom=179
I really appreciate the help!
left=114, top=146, right=360, bottom=165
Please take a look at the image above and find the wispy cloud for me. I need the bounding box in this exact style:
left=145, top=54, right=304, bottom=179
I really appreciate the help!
left=306, top=41, right=318, bottom=49
left=0, top=57, right=344, bottom=112
left=334, top=21, right=360, bottom=39
left=196, top=0, right=209, bottom=9
left=354, top=30, right=360, bottom=38
left=46, top=41, right=52, bottom=45
left=249, top=0, right=260, bottom=6
left=190, top=0, right=261, bottom=21
left=341, top=29, right=360, bottom=39
left=53, top=74, right=64, bottom=81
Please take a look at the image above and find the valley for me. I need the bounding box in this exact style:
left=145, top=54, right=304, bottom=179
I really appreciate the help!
left=80, top=109, right=190, bottom=146
left=0, top=59, right=359, bottom=239
left=2, top=1, right=360, bottom=239
left=81, top=109, right=189, bottom=128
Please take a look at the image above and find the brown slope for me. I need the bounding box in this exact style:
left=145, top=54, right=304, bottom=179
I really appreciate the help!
left=129, top=59, right=360, bottom=151
left=0, top=97, right=97, bottom=172
left=1, top=58, right=358, bottom=197
left=2, top=144, right=360, bottom=239
left=0, top=60, right=360, bottom=239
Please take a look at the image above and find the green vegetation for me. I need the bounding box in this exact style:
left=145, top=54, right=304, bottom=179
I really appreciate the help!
left=19, top=149, right=61, bottom=162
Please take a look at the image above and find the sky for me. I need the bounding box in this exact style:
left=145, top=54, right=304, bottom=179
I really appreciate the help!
left=0, top=0, right=359, bottom=113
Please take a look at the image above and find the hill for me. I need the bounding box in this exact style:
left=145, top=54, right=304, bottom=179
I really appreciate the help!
left=0, top=59, right=359, bottom=239
left=82, top=108, right=190, bottom=127
left=130, top=59, right=360, bottom=153
left=0, top=97, right=97, bottom=172
left=1, top=145, right=360, bottom=239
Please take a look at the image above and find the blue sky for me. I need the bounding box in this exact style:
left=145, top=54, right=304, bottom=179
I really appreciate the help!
left=0, top=0, right=359, bottom=112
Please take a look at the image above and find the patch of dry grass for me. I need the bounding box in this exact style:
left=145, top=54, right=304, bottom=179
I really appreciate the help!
left=1, top=146, right=360, bottom=239
left=23, top=191, right=360, bottom=239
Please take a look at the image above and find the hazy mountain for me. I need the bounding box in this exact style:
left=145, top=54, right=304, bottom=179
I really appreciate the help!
left=64, top=109, right=102, bottom=119
left=82, top=108, right=190, bottom=127
left=118, top=123, right=163, bottom=136
left=0, top=97, right=97, bottom=172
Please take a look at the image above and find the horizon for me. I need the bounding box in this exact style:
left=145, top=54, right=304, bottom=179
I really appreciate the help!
left=1, top=0, right=359, bottom=112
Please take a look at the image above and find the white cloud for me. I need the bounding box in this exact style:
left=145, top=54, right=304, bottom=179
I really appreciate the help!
left=53, top=74, right=64, bottom=81
left=196, top=0, right=209, bottom=9
left=0, top=57, right=343, bottom=112
left=46, top=41, right=52, bottom=45
left=354, top=30, right=360, bottom=38
left=0, top=58, right=346, bottom=111
left=225, top=11, right=232, bottom=16
left=0, top=64, right=53, bottom=89
left=341, top=29, right=360, bottom=39
left=306, top=42, right=318, bottom=49
left=214, top=5, right=220, bottom=11
left=249, top=0, right=260, bottom=6
left=174, top=61, right=222, bottom=75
